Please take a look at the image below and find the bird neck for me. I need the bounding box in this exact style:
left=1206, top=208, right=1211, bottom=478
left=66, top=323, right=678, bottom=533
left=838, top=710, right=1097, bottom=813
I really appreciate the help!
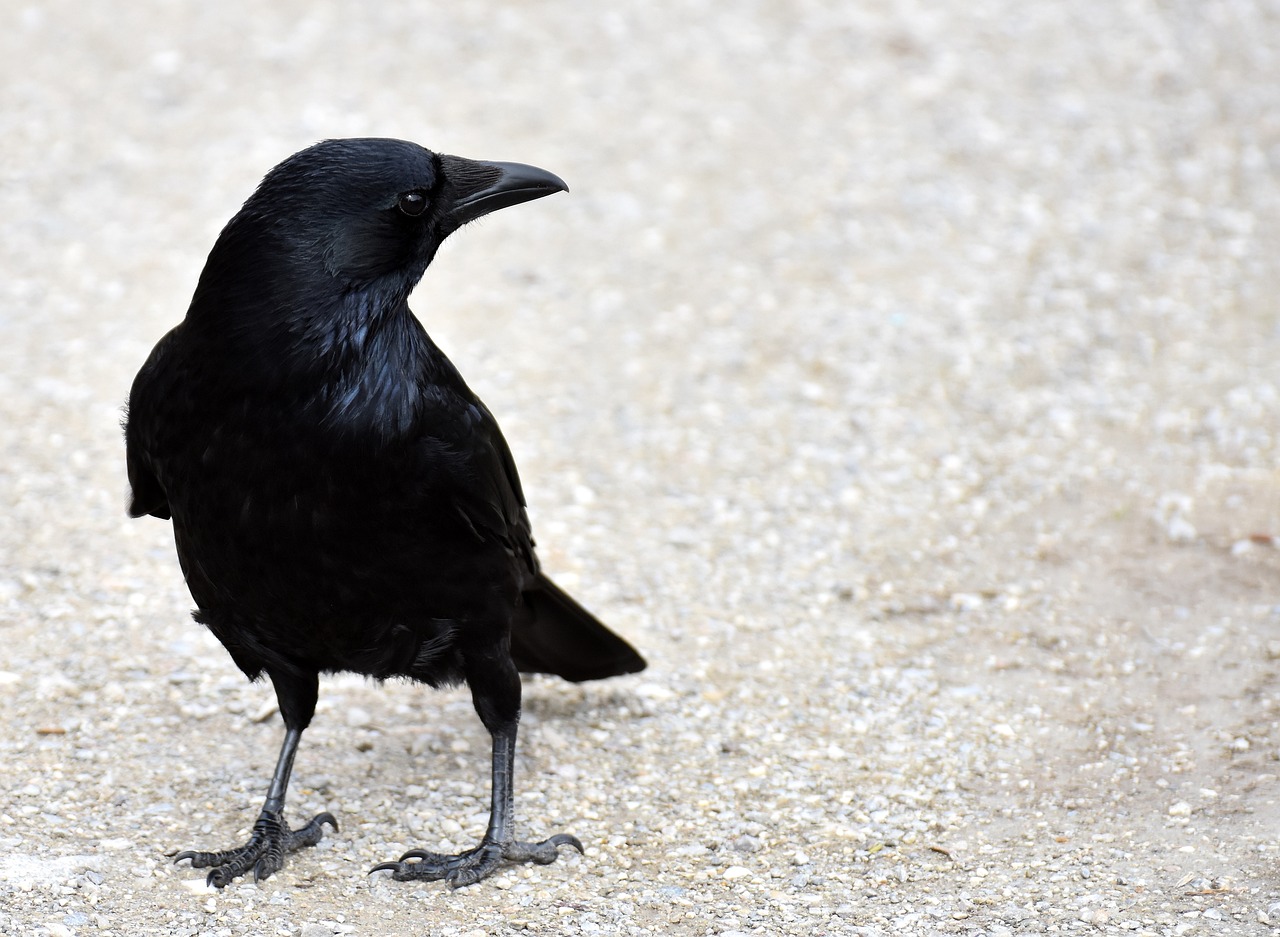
left=185, top=262, right=469, bottom=442
left=304, top=292, right=470, bottom=441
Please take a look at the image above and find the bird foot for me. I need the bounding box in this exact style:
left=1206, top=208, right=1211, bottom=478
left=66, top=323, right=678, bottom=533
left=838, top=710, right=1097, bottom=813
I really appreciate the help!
left=174, top=809, right=338, bottom=887
left=371, top=832, right=582, bottom=888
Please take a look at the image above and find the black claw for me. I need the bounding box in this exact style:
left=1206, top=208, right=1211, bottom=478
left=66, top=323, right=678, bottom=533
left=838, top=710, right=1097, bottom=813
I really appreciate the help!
left=397, top=848, right=439, bottom=862
left=549, top=833, right=584, bottom=854
left=503, top=832, right=584, bottom=866
left=175, top=810, right=336, bottom=887
left=372, top=831, right=582, bottom=886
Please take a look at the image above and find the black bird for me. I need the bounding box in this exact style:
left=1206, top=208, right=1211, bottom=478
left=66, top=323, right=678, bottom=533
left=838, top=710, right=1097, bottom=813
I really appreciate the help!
left=124, top=138, right=645, bottom=888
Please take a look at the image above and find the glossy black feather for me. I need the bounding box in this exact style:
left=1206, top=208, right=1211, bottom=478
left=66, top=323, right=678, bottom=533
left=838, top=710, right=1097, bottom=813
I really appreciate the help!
left=125, top=137, right=645, bottom=688
left=125, top=139, right=646, bottom=887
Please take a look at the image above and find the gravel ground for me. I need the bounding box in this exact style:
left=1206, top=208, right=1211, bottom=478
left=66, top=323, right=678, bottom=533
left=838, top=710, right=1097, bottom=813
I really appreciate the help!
left=2, top=1, right=1280, bottom=934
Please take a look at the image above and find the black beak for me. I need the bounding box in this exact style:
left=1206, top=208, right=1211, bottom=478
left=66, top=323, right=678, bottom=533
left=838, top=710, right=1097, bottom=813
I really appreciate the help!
left=441, top=156, right=568, bottom=229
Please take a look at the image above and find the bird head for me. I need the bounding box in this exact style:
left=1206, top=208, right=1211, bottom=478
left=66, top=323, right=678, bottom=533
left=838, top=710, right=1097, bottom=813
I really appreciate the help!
left=196, top=138, right=567, bottom=311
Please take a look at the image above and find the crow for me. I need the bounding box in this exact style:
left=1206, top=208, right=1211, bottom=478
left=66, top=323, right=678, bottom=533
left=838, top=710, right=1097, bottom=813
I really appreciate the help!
left=124, top=138, right=646, bottom=888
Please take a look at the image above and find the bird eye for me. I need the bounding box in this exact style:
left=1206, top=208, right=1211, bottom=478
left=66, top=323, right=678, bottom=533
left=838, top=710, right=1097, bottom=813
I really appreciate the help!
left=397, top=192, right=428, bottom=217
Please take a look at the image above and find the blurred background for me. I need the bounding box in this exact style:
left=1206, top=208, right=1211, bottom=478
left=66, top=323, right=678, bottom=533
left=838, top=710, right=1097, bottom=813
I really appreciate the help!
left=1, top=1, right=1278, bottom=933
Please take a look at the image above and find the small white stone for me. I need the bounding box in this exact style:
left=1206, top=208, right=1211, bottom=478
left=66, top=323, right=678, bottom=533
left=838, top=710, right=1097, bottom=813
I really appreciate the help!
left=1166, top=515, right=1197, bottom=542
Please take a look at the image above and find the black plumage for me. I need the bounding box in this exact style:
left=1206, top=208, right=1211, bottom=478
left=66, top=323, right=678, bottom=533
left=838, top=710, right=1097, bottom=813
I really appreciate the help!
left=125, top=138, right=645, bottom=888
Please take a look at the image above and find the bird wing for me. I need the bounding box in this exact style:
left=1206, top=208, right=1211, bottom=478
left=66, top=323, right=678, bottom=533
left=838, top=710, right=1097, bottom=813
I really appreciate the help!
left=420, top=390, right=538, bottom=579
left=431, top=399, right=646, bottom=680
left=124, top=328, right=182, bottom=520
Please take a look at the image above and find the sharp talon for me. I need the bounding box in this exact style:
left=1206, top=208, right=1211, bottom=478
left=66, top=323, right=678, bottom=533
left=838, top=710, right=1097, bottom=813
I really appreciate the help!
left=377, top=831, right=582, bottom=885
left=549, top=833, right=584, bottom=854
left=175, top=808, right=334, bottom=885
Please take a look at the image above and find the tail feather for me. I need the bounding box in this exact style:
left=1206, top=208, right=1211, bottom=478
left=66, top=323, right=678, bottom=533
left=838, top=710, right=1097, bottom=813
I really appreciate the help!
left=511, top=574, right=647, bottom=683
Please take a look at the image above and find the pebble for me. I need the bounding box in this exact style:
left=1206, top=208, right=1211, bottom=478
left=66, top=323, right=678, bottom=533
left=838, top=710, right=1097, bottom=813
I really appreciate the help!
left=344, top=707, right=373, bottom=729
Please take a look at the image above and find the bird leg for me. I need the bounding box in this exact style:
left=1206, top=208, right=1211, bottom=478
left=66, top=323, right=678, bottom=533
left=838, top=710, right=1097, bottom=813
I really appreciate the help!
left=176, top=670, right=337, bottom=887
left=372, top=652, right=581, bottom=887
left=372, top=722, right=582, bottom=886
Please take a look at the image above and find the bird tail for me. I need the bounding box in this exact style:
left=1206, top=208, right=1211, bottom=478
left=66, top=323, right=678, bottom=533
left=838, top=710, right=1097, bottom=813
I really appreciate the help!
left=511, top=574, right=647, bottom=683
